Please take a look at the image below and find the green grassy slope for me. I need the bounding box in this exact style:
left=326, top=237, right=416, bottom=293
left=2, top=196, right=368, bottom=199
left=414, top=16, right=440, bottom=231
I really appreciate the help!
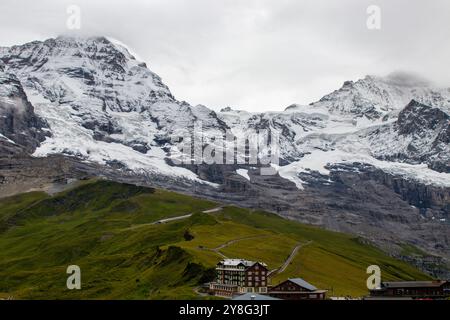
left=0, top=180, right=431, bottom=299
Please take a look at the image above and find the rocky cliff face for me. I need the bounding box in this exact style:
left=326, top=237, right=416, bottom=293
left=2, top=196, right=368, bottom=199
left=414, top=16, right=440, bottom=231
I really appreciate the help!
left=366, top=100, right=450, bottom=173
left=397, top=100, right=449, bottom=171
left=0, top=63, right=49, bottom=153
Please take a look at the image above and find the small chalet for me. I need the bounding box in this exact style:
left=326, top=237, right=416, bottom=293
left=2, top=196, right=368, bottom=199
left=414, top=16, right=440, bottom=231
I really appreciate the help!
left=268, top=278, right=327, bottom=300
left=369, top=281, right=450, bottom=299
left=209, top=259, right=269, bottom=297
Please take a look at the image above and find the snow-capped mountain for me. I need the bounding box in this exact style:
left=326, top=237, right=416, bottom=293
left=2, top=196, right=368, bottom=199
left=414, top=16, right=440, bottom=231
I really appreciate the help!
left=218, top=75, right=450, bottom=189
left=0, top=36, right=449, bottom=189
left=1, top=35, right=449, bottom=190
left=1, top=36, right=450, bottom=275
left=307, top=72, right=450, bottom=119
left=0, top=36, right=227, bottom=183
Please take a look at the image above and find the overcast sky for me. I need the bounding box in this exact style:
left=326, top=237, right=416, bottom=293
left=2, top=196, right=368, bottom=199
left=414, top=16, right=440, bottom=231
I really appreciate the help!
left=0, top=0, right=449, bottom=111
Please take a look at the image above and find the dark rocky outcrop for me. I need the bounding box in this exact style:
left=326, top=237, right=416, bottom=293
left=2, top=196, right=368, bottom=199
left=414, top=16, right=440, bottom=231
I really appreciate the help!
left=327, top=163, right=450, bottom=217
left=0, top=69, right=49, bottom=153
left=374, top=100, right=450, bottom=173
left=397, top=100, right=449, bottom=137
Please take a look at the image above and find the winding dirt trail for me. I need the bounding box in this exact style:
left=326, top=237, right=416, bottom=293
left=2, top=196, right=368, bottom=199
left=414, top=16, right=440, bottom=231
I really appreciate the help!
left=121, top=206, right=223, bottom=231
left=200, top=234, right=271, bottom=259
left=268, top=240, right=312, bottom=276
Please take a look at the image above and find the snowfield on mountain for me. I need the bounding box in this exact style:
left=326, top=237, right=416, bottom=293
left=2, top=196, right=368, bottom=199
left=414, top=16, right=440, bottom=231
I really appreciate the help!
left=0, top=36, right=449, bottom=189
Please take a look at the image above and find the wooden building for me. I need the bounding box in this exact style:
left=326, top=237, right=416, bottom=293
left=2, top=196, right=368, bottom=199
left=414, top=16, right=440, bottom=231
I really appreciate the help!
left=268, top=278, right=327, bottom=300
left=209, top=259, right=269, bottom=297
left=369, top=281, right=450, bottom=299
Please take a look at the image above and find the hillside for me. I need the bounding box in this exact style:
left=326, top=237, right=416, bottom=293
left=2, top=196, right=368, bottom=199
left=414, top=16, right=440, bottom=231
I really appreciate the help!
left=1, top=36, right=449, bottom=276
left=0, top=180, right=431, bottom=299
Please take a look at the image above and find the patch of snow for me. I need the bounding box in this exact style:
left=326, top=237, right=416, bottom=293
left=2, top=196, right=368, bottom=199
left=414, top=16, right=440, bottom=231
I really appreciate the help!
left=106, top=36, right=144, bottom=63
left=276, top=149, right=450, bottom=190
left=236, top=169, right=250, bottom=181
left=29, top=93, right=217, bottom=187
left=0, top=133, right=15, bottom=144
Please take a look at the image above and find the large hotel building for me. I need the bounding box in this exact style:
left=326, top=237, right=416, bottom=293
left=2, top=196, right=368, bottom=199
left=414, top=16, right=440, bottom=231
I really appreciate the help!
left=209, top=259, right=269, bottom=297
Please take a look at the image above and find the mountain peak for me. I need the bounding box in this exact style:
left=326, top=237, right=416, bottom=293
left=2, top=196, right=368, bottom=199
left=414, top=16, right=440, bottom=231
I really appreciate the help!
left=54, top=34, right=109, bottom=42
left=349, top=72, right=432, bottom=89
left=0, top=35, right=175, bottom=114
left=2, top=35, right=143, bottom=70
left=311, top=72, right=449, bottom=119
left=48, top=35, right=145, bottom=65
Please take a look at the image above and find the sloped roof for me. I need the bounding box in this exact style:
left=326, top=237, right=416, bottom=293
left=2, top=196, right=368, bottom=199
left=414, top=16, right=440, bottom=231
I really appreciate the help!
left=232, top=293, right=280, bottom=300
left=381, top=281, right=448, bottom=288
left=220, top=259, right=255, bottom=267
left=218, top=259, right=267, bottom=267
left=288, top=278, right=318, bottom=291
